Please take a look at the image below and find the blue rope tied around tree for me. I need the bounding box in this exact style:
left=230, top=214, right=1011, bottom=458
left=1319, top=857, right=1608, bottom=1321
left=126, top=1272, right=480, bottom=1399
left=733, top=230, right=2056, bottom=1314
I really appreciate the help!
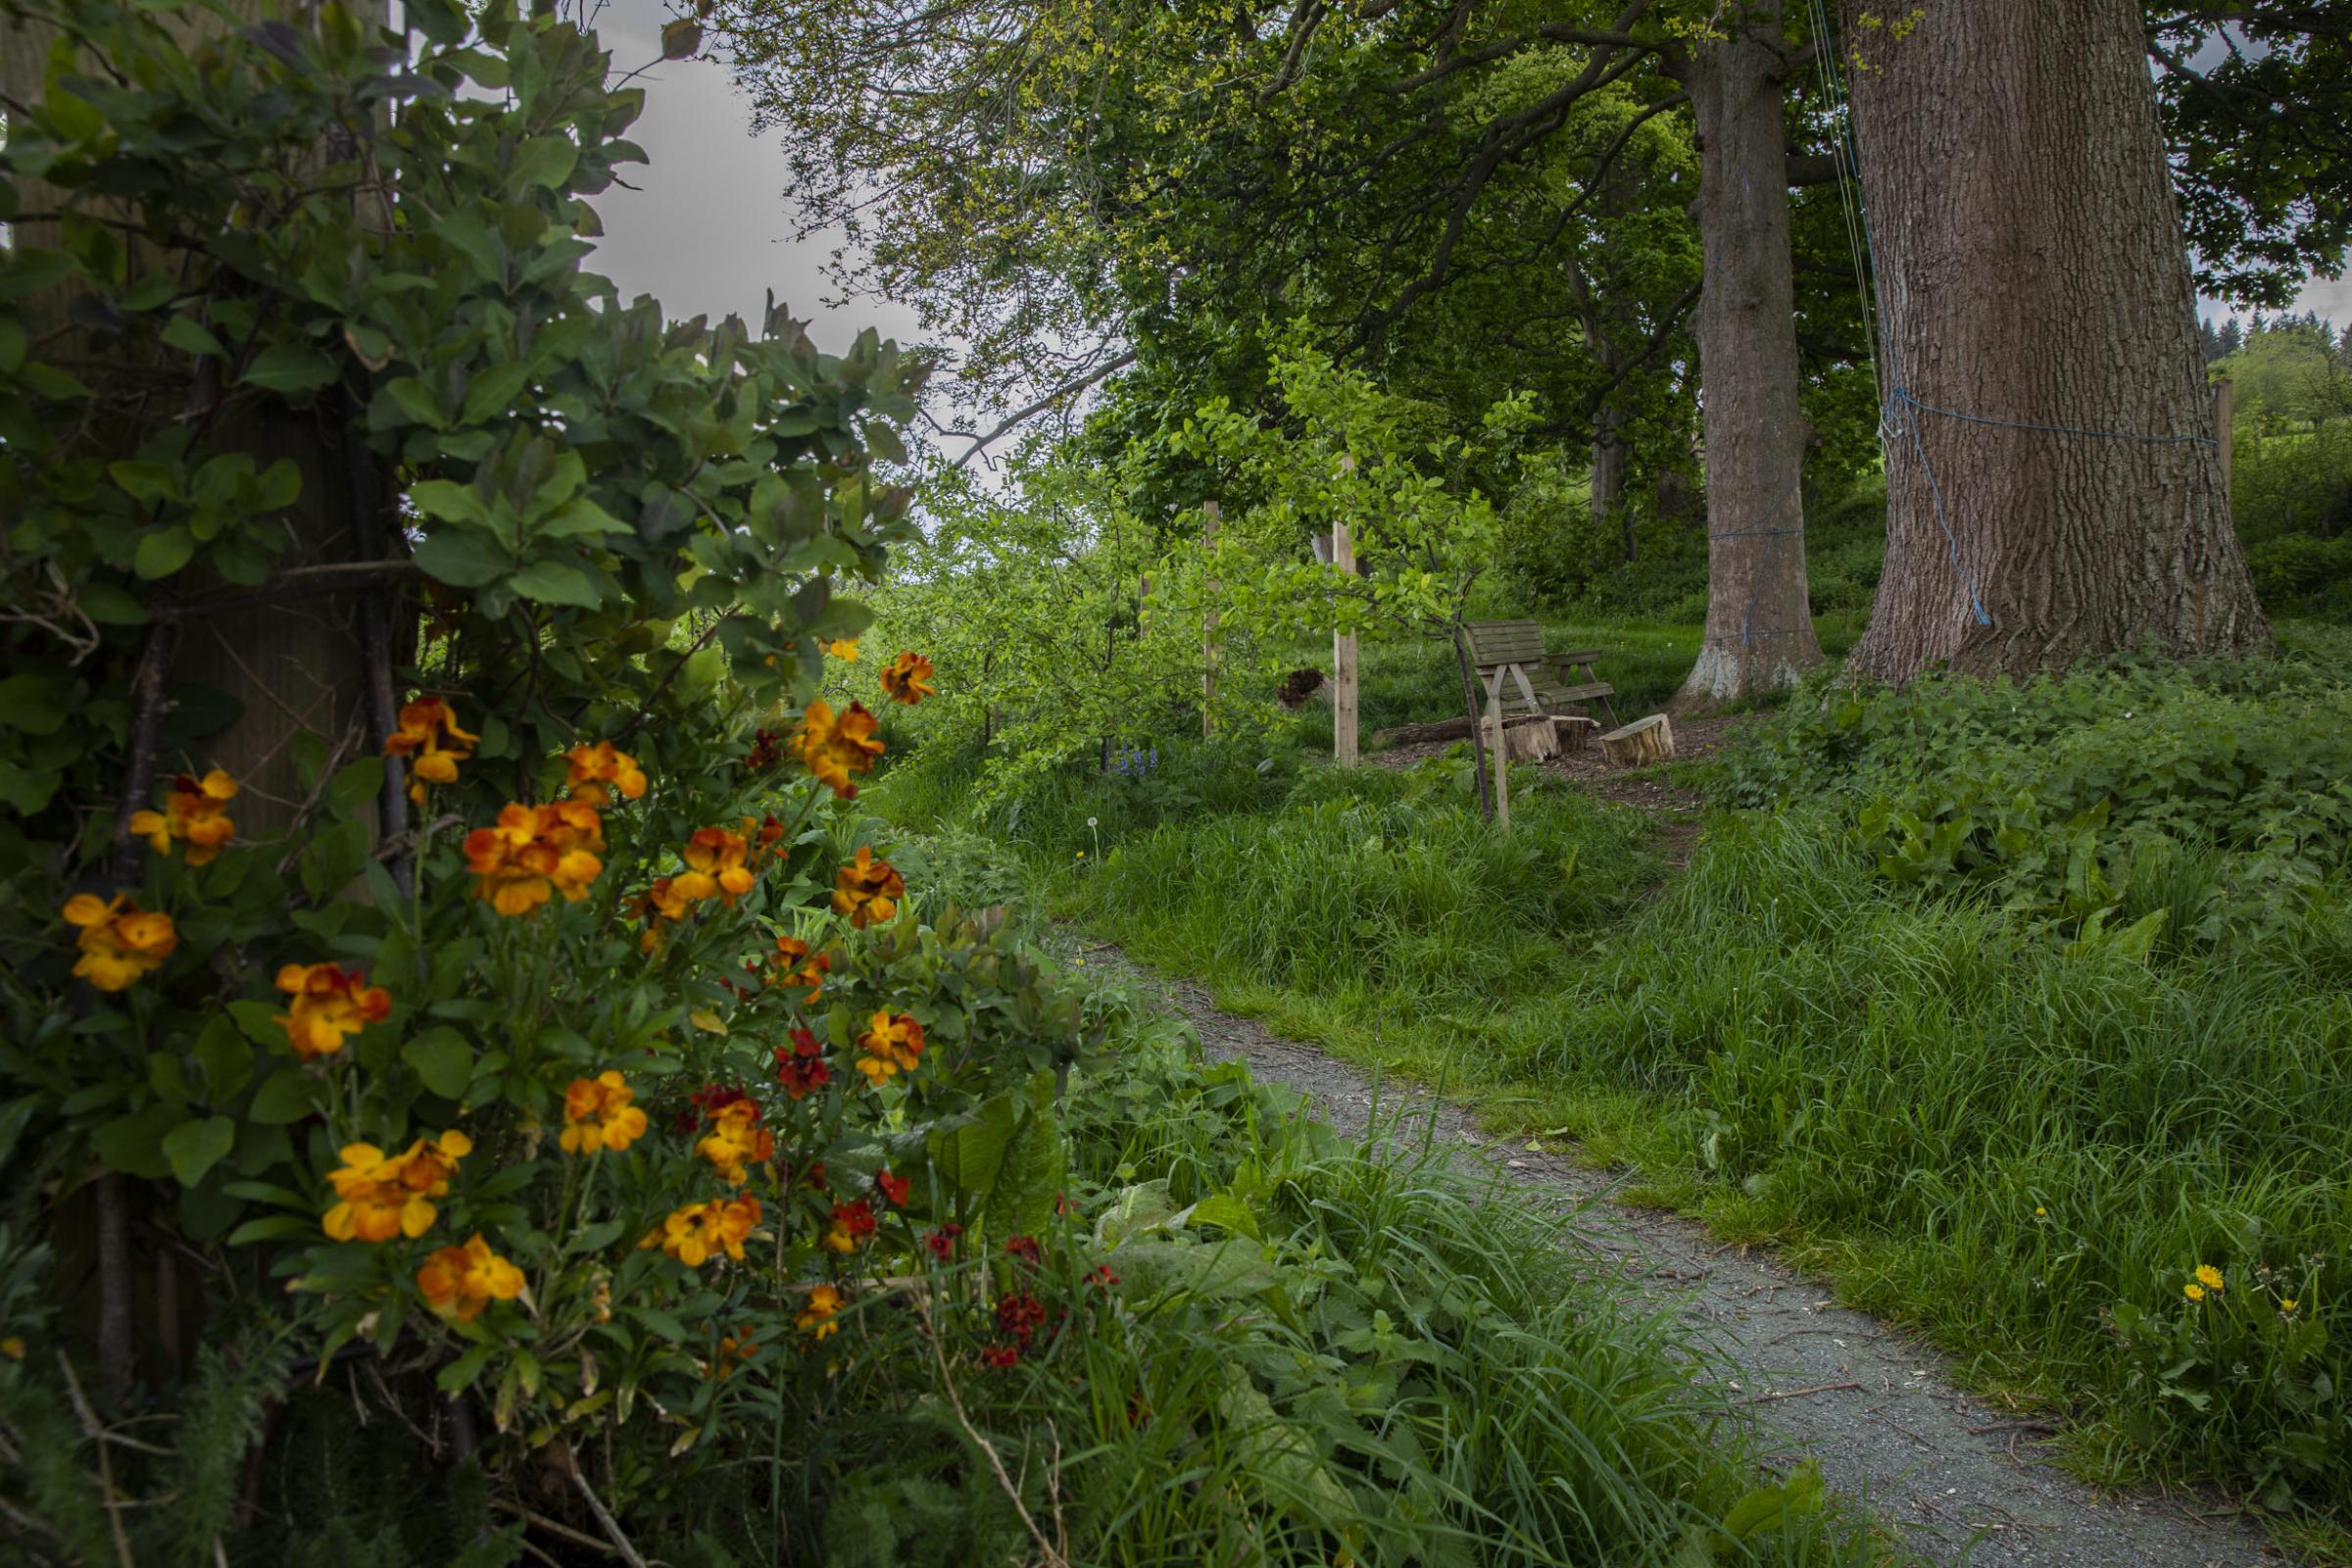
left=1884, top=389, right=1992, bottom=627
left=1709, top=463, right=1808, bottom=646
left=1887, top=385, right=2220, bottom=448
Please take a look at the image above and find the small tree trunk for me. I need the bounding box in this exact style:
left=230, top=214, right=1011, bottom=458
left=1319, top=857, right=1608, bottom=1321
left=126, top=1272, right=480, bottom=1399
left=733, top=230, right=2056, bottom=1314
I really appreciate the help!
left=1592, top=408, right=1632, bottom=561
left=1838, top=0, right=2269, bottom=682
left=1664, top=7, right=1826, bottom=711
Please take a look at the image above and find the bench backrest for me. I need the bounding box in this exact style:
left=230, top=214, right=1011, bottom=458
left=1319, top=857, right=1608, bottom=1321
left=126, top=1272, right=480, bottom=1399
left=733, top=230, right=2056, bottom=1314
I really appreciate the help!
left=1461, top=619, right=1547, bottom=668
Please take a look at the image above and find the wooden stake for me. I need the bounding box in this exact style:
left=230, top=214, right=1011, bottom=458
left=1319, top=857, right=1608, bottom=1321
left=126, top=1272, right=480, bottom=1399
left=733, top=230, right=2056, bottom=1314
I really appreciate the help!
left=1201, top=501, right=1219, bottom=738
left=1483, top=666, right=1511, bottom=837
left=1332, top=518, right=1357, bottom=767
left=2214, top=376, right=2234, bottom=495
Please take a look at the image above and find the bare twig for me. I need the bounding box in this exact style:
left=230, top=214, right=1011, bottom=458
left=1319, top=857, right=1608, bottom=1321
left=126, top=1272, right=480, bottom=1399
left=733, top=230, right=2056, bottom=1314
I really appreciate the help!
left=158, top=560, right=422, bottom=621
left=490, top=1498, right=622, bottom=1557
left=56, top=1354, right=136, bottom=1568
left=568, top=1470, right=648, bottom=1568
left=914, top=1297, right=1070, bottom=1568
left=1733, top=1380, right=1862, bottom=1405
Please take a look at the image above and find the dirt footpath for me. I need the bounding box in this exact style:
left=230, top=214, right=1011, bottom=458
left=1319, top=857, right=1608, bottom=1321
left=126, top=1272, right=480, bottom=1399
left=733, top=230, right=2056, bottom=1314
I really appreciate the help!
left=1088, top=949, right=2281, bottom=1568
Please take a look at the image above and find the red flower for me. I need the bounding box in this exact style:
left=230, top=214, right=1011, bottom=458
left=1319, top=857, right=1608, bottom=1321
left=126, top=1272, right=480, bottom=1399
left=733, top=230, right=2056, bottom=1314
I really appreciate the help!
left=980, top=1346, right=1020, bottom=1370
left=923, top=1224, right=963, bottom=1259
left=875, top=1168, right=910, bottom=1206
left=995, top=1292, right=1047, bottom=1342
left=1087, top=1264, right=1119, bottom=1291
left=1004, top=1235, right=1042, bottom=1267
left=745, top=729, right=783, bottom=774
left=822, top=1199, right=876, bottom=1253
left=775, top=1028, right=831, bottom=1100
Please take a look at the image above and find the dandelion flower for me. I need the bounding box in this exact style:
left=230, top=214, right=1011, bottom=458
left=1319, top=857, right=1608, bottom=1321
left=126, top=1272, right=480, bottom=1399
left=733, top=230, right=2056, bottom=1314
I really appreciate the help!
left=2195, top=1264, right=2225, bottom=1294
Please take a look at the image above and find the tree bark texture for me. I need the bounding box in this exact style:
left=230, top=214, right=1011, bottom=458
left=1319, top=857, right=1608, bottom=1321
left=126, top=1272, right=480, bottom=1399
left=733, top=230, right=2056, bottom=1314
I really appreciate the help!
left=1838, top=0, right=2269, bottom=683
left=1665, top=8, right=1827, bottom=711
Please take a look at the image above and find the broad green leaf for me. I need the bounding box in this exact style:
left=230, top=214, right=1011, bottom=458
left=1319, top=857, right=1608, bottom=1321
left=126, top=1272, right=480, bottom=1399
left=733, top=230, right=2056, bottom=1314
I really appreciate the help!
left=242, top=343, right=339, bottom=394
left=193, top=1013, right=254, bottom=1102
left=412, top=528, right=511, bottom=587
left=511, top=137, right=580, bottom=191
left=133, top=525, right=198, bottom=579
left=161, top=315, right=228, bottom=360
left=90, top=1102, right=189, bottom=1179
left=249, top=1068, right=325, bottom=1125
left=509, top=558, right=601, bottom=608
left=403, top=1027, right=474, bottom=1099
left=162, top=1115, right=236, bottom=1187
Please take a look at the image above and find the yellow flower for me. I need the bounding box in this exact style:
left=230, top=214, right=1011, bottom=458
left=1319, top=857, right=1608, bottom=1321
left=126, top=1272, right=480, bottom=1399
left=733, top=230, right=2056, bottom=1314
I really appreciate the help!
left=832, top=846, right=905, bottom=929
left=63, top=893, right=177, bottom=991
left=2195, top=1265, right=2225, bottom=1294
left=272, top=962, right=392, bottom=1061
left=2280, top=1298, right=2299, bottom=1315
left=2184, top=1282, right=2207, bottom=1302
left=767, top=933, right=830, bottom=1003
left=855, top=1010, right=925, bottom=1086
left=321, top=1131, right=471, bottom=1242
left=126, top=770, right=238, bottom=864
left=565, top=741, right=648, bottom=806
left=796, top=1283, right=845, bottom=1340
left=879, top=650, right=935, bottom=705
left=0, top=1336, right=24, bottom=1360
left=463, top=800, right=606, bottom=915
left=826, top=638, right=859, bottom=662
left=642, top=1197, right=761, bottom=1267
left=416, top=1235, right=525, bottom=1322
left=683, top=825, right=758, bottom=902
left=695, top=1100, right=775, bottom=1186
left=795, top=699, right=884, bottom=799
left=383, top=698, right=478, bottom=804
left=560, top=1071, right=650, bottom=1154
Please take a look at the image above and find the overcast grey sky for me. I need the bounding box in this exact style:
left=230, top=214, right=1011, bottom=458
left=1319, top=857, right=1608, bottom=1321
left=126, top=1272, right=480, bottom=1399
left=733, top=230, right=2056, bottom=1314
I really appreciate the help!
left=584, top=0, right=928, bottom=355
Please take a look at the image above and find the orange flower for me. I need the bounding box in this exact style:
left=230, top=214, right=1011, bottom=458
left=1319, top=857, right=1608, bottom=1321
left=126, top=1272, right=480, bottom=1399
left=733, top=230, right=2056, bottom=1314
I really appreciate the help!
left=795, top=1283, right=844, bottom=1340
left=560, top=1070, right=650, bottom=1154
left=855, top=1010, right=925, bottom=1086
left=463, top=800, right=606, bottom=915
left=768, top=933, right=830, bottom=1003
left=795, top=699, right=884, bottom=799
left=880, top=652, right=935, bottom=706
left=416, top=1234, right=525, bottom=1322
left=62, top=893, right=177, bottom=992
left=321, top=1131, right=472, bottom=1242
left=272, top=962, right=392, bottom=1061
left=696, top=1100, right=775, bottom=1185
left=822, top=1198, right=876, bottom=1253
left=642, top=1196, right=762, bottom=1267
left=683, top=826, right=758, bottom=902
left=710, top=1328, right=760, bottom=1378
left=383, top=698, right=478, bottom=804
left=825, top=638, right=860, bottom=662
left=126, top=770, right=237, bottom=864
left=565, top=741, right=648, bottom=806
left=832, top=846, right=905, bottom=928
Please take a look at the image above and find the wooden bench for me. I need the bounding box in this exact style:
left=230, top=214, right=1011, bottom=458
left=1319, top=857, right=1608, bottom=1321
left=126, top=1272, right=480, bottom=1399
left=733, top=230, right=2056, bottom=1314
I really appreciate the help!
left=1461, top=619, right=1619, bottom=730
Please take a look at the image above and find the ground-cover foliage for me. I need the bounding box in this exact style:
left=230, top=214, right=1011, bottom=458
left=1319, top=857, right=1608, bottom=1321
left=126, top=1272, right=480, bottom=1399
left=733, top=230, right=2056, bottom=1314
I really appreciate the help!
left=909, top=642, right=2352, bottom=1531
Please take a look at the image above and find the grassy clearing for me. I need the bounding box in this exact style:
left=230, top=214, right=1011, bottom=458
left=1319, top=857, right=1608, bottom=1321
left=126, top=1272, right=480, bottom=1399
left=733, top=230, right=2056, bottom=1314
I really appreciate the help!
left=877, top=634, right=2352, bottom=1538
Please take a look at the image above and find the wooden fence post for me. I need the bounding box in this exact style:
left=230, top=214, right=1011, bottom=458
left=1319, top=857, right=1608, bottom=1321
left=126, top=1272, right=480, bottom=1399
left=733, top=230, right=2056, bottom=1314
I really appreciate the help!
left=2215, top=377, right=2234, bottom=495
left=1201, top=500, right=1219, bottom=737
left=1481, top=668, right=1511, bottom=837
left=1332, top=518, right=1358, bottom=767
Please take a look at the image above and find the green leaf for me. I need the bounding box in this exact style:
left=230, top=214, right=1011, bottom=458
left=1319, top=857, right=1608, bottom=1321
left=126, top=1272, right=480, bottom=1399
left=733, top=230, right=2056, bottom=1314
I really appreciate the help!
left=568, top=1219, right=625, bottom=1253
left=161, top=315, right=228, bottom=360
left=163, top=1115, right=236, bottom=1188
left=461, top=360, right=533, bottom=424
left=436, top=1344, right=498, bottom=1394
left=77, top=582, right=148, bottom=625
left=242, top=343, right=339, bottom=394
left=249, top=1068, right=324, bottom=1125
left=928, top=1094, right=1018, bottom=1206
left=108, top=460, right=180, bottom=504
left=511, top=137, right=581, bottom=191
left=624, top=1304, right=688, bottom=1341
left=0, top=673, right=68, bottom=735
left=133, top=525, right=198, bottom=579
left=412, top=528, right=511, bottom=587
left=403, top=1027, right=474, bottom=1099
left=225, top=1214, right=318, bottom=1245
left=660, top=18, right=702, bottom=58
left=327, top=756, right=385, bottom=817
left=509, top=558, right=602, bottom=608
left=1188, top=1191, right=1261, bottom=1241
left=193, top=1013, right=255, bottom=1102
left=90, top=1103, right=189, bottom=1179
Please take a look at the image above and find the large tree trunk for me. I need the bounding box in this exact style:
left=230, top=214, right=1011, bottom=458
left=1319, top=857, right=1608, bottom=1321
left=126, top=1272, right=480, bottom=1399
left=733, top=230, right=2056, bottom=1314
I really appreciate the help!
left=1591, top=401, right=1632, bottom=559
left=1665, top=9, right=1826, bottom=712
left=1838, top=0, right=2269, bottom=683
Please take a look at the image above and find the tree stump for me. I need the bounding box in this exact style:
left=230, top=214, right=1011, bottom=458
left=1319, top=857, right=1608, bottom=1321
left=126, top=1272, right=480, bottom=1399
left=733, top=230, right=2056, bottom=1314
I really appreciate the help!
left=1598, top=713, right=1675, bottom=767
left=1502, top=715, right=1559, bottom=762
left=1556, top=716, right=1598, bottom=753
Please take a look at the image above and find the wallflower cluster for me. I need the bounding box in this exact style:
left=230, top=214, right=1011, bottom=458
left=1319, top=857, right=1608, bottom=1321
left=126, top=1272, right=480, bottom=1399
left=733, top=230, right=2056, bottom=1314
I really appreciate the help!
left=127, top=769, right=237, bottom=863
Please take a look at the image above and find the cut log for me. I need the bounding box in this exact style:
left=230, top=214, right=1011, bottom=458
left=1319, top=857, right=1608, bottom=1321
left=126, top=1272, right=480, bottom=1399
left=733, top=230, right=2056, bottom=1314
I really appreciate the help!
left=1555, top=716, right=1598, bottom=753
left=1598, top=713, right=1675, bottom=768
left=1372, top=714, right=1478, bottom=748
left=1502, top=715, right=1559, bottom=762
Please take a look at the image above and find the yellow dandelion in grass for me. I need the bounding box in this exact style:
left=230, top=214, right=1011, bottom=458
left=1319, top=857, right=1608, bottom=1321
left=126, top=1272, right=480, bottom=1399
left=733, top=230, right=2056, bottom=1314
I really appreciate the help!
left=2184, top=1282, right=2207, bottom=1302
left=2195, top=1264, right=2225, bottom=1294
left=2279, top=1298, right=2299, bottom=1316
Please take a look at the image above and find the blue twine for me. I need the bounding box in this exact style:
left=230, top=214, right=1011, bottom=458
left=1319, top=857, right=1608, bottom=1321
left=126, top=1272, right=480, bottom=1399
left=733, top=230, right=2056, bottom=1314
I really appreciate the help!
left=1888, top=385, right=2218, bottom=448
left=1885, top=391, right=1992, bottom=626
left=1721, top=464, right=1808, bottom=646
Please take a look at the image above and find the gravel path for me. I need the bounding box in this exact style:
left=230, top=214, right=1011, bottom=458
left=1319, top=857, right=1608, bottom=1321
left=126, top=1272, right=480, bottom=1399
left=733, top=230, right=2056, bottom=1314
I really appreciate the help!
left=1085, top=948, right=2279, bottom=1568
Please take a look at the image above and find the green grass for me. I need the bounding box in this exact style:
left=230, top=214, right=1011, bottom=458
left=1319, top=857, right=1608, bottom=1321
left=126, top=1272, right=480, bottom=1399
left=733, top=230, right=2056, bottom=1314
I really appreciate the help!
left=872, top=644, right=2352, bottom=1537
